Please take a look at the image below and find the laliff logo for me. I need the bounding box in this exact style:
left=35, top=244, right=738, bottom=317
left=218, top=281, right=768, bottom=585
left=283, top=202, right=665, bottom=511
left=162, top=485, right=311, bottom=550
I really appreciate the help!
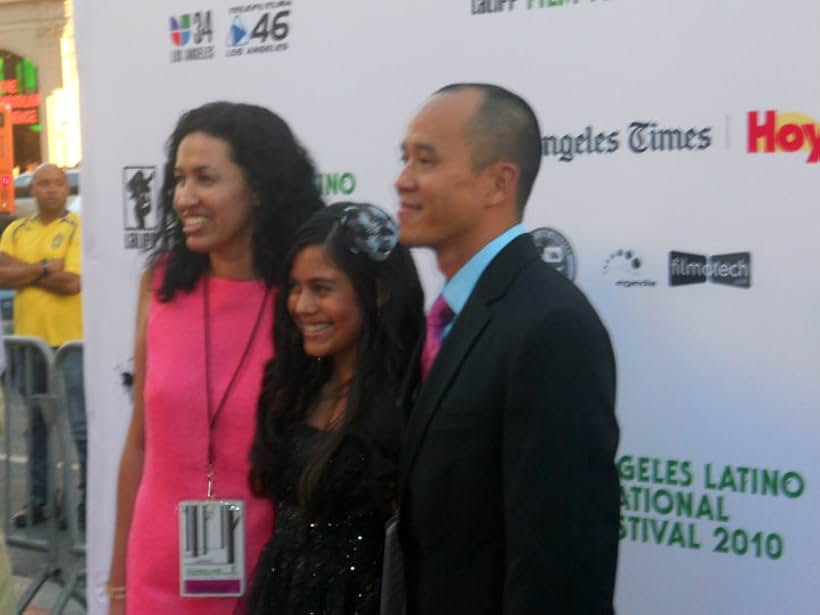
left=225, top=2, right=291, bottom=58
left=169, top=11, right=214, bottom=63
left=471, top=0, right=517, bottom=14
left=747, top=110, right=820, bottom=164
left=530, top=227, right=576, bottom=280
left=471, top=0, right=607, bottom=15
left=123, top=166, right=158, bottom=250
left=603, top=249, right=657, bottom=288
left=669, top=251, right=751, bottom=289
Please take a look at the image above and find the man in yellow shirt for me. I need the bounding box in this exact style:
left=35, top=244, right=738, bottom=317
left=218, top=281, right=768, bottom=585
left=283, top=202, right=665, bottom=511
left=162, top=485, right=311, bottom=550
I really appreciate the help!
left=0, top=163, right=85, bottom=528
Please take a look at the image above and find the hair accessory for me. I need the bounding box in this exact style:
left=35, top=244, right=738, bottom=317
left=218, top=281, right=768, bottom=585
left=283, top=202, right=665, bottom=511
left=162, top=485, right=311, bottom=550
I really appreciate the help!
left=339, top=204, right=398, bottom=262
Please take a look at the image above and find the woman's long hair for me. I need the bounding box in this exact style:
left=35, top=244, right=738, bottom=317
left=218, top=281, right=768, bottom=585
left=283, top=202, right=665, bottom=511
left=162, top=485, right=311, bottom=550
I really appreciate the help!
left=149, top=101, right=323, bottom=300
left=249, top=203, right=425, bottom=516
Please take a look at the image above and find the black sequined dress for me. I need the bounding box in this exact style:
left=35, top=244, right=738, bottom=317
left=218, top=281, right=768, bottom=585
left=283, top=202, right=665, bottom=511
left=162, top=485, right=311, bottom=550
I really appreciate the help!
left=246, top=423, right=392, bottom=615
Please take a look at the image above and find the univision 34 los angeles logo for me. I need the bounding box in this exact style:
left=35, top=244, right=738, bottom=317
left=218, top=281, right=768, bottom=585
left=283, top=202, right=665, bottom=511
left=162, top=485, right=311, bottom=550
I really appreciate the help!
left=669, top=251, right=751, bottom=289
left=170, top=11, right=215, bottom=62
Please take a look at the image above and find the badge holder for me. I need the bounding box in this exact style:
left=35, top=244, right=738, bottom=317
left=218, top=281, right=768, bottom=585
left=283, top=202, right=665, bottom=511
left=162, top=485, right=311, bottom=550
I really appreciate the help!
left=179, top=499, right=246, bottom=597
left=177, top=280, right=269, bottom=597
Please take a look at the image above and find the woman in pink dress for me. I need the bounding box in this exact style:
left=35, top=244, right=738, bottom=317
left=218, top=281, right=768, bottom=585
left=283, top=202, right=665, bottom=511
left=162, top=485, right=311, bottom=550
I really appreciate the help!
left=107, top=101, right=323, bottom=615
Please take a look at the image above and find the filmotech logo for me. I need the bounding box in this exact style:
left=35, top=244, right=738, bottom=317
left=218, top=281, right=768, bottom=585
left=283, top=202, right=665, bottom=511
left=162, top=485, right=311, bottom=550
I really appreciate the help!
left=123, top=166, right=158, bottom=250
left=669, top=251, right=751, bottom=289
left=225, top=2, right=291, bottom=57
left=603, top=249, right=656, bottom=288
left=543, top=121, right=712, bottom=163
left=471, top=0, right=607, bottom=16
left=169, top=11, right=215, bottom=63
left=747, top=110, right=820, bottom=164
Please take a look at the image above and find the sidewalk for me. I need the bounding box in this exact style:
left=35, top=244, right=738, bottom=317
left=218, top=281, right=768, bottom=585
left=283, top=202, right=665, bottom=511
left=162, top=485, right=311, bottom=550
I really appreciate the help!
left=13, top=574, right=85, bottom=614
left=3, top=387, right=87, bottom=614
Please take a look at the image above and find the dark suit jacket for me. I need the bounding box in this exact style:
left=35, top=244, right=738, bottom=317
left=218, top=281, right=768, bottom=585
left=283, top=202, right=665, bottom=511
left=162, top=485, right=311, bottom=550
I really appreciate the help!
left=398, top=235, right=620, bottom=615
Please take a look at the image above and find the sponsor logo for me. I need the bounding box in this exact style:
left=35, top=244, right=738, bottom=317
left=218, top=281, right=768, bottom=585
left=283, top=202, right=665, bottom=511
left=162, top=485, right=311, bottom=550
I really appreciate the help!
left=525, top=0, right=607, bottom=7
left=170, top=11, right=215, bottom=63
left=472, top=0, right=517, bottom=14
left=747, top=110, right=820, bottom=164
left=315, top=172, right=357, bottom=198
left=226, top=15, right=251, bottom=47
left=471, top=0, right=606, bottom=15
left=542, top=121, right=712, bottom=163
left=530, top=227, right=576, bottom=280
left=123, top=166, right=158, bottom=250
left=225, top=2, right=291, bottom=58
left=603, top=249, right=656, bottom=288
left=170, top=15, right=192, bottom=47
left=668, top=251, right=751, bottom=289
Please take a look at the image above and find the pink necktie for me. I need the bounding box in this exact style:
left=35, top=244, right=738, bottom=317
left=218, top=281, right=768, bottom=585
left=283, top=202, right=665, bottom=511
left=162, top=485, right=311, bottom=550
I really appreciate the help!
left=421, top=295, right=454, bottom=380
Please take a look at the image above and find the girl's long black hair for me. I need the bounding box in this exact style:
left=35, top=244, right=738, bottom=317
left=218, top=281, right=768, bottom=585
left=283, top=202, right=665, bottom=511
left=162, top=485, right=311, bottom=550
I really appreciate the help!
left=149, top=101, right=323, bottom=300
left=249, top=203, right=425, bottom=516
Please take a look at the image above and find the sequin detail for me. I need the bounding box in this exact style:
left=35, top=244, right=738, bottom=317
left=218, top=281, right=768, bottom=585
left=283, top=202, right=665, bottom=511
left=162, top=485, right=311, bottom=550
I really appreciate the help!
left=245, top=424, right=392, bottom=614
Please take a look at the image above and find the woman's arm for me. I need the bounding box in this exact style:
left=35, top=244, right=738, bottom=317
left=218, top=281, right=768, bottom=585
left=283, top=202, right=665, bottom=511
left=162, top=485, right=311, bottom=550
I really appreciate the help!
left=107, top=268, right=152, bottom=614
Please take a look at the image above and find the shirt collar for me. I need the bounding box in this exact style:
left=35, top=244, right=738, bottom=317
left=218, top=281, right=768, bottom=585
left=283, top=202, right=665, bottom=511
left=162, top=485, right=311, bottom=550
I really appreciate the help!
left=441, top=223, right=526, bottom=317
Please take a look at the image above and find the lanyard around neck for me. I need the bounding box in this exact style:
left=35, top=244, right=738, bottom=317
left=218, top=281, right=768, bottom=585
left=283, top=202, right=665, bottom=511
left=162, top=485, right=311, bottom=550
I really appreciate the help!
left=202, top=274, right=270, bottom=497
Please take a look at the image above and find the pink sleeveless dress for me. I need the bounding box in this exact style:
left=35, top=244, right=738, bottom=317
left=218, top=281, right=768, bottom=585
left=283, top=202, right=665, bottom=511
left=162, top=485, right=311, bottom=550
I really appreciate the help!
left=126, top=274, right=276, bottom=614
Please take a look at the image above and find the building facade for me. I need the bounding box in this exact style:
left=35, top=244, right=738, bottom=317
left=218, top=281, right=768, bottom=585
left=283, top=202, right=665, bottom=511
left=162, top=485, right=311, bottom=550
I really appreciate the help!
left=0, top=0, right=81, bottom=170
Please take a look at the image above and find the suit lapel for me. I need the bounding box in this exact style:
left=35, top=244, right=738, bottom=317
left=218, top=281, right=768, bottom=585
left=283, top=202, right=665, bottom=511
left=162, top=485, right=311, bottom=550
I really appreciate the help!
left=397, top=335, right=424, bottom=422
left=401, top=300, right=490, bottom=478
left=400, top=235, right=540, bottom=485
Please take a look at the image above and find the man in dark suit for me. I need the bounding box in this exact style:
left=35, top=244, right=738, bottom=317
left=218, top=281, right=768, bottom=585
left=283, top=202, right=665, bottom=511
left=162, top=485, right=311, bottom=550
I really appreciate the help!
left=395, top=83, right=620, bottom=614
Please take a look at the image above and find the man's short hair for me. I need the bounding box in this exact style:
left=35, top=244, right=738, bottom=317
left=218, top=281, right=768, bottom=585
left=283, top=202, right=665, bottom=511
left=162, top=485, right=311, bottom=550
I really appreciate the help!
left=32, top=163, right=66, bottom=182
left=435, top=83, right=542, bottom=213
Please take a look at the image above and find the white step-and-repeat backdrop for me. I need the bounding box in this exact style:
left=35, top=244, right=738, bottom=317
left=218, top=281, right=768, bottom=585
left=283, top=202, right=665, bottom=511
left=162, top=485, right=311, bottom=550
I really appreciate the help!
left=75, top=1, right=819, bottom=613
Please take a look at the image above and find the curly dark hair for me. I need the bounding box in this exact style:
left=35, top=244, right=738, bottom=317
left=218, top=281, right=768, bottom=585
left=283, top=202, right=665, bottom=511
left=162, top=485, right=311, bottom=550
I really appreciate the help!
left=149, top=101, right=323, bottom=300
left=249, top=203, right=425, bottom=516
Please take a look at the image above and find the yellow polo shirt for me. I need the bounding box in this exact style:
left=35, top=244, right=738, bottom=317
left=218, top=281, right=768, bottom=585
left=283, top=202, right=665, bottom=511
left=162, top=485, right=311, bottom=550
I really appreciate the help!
left=0, top=212, right=83, bottom=346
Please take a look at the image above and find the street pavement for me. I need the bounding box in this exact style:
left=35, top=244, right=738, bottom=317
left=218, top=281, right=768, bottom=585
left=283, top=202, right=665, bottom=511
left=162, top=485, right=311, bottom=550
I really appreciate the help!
left=2, top=390, right=86, bottom=613
left=12, top=573, right=85, bottom=615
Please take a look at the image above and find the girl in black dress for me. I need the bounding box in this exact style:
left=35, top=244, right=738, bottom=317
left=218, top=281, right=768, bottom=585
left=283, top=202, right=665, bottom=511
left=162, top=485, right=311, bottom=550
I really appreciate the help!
left=247, top=203, right=424, bottom=614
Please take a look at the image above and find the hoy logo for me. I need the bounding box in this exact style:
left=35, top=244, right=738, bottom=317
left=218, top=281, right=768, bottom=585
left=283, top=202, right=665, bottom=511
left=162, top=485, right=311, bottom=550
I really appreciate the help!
left=668, top=251, right=751, bottom=289
left=747, top=110, right=820, bottom=164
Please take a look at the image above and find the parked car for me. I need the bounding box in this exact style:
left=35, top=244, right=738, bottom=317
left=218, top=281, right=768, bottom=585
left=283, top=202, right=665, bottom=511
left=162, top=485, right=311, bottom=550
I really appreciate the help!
left=13, top=167, right=81, bottom=218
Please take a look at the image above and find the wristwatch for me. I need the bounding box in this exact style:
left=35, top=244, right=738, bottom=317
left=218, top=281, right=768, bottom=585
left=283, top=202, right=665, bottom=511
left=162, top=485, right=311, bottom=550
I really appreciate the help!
left=34, top=259, right=49, bottom=282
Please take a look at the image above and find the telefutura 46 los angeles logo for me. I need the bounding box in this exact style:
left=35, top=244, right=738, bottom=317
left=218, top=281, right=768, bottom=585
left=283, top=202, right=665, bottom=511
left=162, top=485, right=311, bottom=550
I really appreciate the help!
left=747, top=110, right=820, bottom=164
left=225, top=2, right=291, bottom=58
left=170, top=11, right=215, bottom=62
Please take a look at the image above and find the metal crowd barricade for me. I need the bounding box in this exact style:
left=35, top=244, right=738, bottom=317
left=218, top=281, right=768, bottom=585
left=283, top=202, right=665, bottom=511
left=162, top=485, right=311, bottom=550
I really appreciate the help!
left=51, top=341, right=86, bottom=612
left=0, top=336, right=87, bottom=614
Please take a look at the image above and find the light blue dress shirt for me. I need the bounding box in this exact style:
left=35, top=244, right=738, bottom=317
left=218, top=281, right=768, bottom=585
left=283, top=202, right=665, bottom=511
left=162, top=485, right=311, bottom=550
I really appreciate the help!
left=440, top=223, right=526, bottom=338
